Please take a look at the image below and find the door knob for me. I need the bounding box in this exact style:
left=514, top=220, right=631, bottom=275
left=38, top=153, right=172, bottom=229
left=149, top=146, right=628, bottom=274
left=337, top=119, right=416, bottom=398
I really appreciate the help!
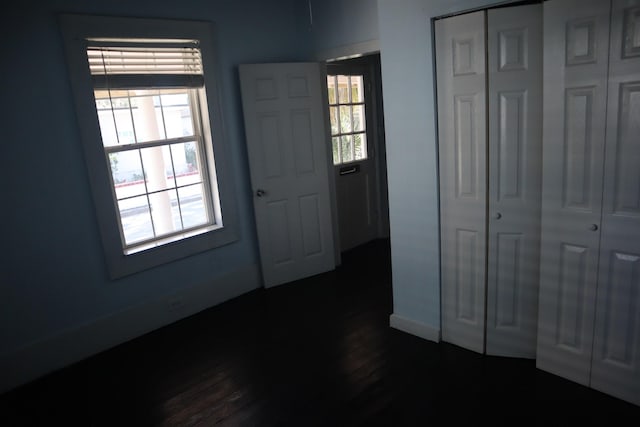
left=589, top=223, right=598, bottom=231
left=255, top=189, right=266, bottom=197
left=494, top=212, right=502, bottom=220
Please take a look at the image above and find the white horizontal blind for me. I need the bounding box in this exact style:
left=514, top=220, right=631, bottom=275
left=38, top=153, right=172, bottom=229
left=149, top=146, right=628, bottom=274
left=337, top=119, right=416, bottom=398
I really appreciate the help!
left=87, top=39, right=204, bottom=88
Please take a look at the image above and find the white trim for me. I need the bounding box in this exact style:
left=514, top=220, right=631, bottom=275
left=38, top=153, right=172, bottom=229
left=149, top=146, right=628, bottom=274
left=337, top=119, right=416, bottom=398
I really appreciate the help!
left=0, top=264, right=261, bottom=394
left=319, top=64, right=343, bottom=267
left=316, top=39, right=380, bottom=62
left=390, top=314, right=440, bottom=343
left=59, top=14, right=239, bottom=278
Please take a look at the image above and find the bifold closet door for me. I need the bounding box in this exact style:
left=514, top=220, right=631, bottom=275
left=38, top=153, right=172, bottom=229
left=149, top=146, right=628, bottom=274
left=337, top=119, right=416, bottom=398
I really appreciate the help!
left=590, top=0, right=640, bottom=406
left=485, top=4, right=542, bottom=359
left=437, top=5, right=542, bottom=356
left=436, top=11, right=487, bottom=354
left=536, top=0, right=611, bottom=386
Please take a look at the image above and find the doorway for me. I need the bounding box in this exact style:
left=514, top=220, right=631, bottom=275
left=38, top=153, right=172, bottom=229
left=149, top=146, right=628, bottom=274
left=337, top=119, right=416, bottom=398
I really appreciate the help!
left=326, top=53, right=390, bottom=253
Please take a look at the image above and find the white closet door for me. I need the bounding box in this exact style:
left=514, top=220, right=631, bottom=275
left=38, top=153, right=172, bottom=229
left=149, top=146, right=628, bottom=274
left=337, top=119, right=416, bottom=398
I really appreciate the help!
left=485, top=4, right=542, bottom=359
left=436, top=11, right=487, bottom=354
left=536, top=0, right=611, bottom=385
left=591, top=0, right=640, bottom=406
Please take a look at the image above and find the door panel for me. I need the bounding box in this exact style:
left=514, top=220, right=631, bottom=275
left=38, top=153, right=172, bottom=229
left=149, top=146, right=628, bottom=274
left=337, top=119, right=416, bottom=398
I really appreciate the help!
left=456, top=229, right=480, bottom=323
left=291, top=110, right=316, bottom=175
left=454, top=94, right=481, bottom=198
left=486, top=3, right=542, bottom=358
left=591, top=0, right=640, bottom=406
left=336, top=169, right=375, bottom=251
left=536, top=0, right=611, bottom=385
left=495, top=232, right=522, bottom=328
left=556, top=243, right=590, bottom=350
left=437, top=11, right=487, bottom=354
left=610, top=82, right=640, bottom=215
left=563, top=87, right=597, bottom=209
left=257, top=113, right=284, bottom=178
left=299, top=194, right=323, bottom=256
left=497, top=91, right=525, bottom=200
left=240, top=63, right=335, bottom=287
left=599, top=252, right=639, bottom=363
left=266, top=200, right=292, bottom=264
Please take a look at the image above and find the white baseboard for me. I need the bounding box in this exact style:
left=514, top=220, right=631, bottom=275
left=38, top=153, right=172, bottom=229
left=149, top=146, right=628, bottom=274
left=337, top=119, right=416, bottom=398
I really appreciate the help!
left=0, top=264, right=261, bottom=394
left=389, top=314, right=440, bottom=343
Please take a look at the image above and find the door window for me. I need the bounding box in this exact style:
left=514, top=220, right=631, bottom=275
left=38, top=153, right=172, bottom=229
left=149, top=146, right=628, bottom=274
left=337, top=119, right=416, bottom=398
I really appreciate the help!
left=327, top=75, right=367, bottom=165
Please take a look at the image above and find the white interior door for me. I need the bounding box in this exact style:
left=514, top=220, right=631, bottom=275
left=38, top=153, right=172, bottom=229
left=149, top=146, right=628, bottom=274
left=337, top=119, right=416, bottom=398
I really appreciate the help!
left=436, top=11, right=487, bottom=354
left=239, top=63, right=336, bottom=288
left=485, top=4, right=542, bottom=359
left=536, top=0, right=611, bottom=385
left=590, top=0, right=640, bottom=406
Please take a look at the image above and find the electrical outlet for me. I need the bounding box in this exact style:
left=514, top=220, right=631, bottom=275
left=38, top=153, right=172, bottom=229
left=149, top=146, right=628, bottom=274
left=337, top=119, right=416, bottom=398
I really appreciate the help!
left=167, top=297, right=185, bottom=312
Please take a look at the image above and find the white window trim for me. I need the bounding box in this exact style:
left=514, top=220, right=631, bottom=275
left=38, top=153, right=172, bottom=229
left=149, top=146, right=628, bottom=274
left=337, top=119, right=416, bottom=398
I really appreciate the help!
left=326, top=70, right=369, bottom=166
left=60, top=14, right=238, bottom=278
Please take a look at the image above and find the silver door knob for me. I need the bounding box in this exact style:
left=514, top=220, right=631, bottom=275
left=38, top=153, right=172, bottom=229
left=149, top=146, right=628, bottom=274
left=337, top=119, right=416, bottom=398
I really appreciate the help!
left=255, top=189, right=266, bottom=197
left=494, top=212, right=502, bottom=220
left=589, top=223, right=598, bottom=231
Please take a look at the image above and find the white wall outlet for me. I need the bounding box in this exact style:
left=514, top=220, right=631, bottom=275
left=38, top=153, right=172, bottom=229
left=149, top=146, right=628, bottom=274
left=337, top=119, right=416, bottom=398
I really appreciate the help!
left=167, top=297, right=185, bottom=312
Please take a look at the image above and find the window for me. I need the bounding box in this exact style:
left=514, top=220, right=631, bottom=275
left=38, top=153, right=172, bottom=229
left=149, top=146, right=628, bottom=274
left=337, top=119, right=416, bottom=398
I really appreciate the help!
left=326, top=74, right=367, bottom=165
left=90, top=43, right=216, bottom=253
left=61, top=15, right=237, bottom=278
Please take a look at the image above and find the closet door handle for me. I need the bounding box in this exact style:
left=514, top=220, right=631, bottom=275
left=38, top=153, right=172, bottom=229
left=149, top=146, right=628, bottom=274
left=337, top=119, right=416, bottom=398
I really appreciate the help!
left=589, top=223, right=599, bottom=231
left=494, top=212, right=502, bottom=220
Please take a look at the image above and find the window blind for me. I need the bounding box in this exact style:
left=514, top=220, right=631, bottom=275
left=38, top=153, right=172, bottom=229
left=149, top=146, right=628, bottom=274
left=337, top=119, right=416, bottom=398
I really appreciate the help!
left=87, top=39, right=204, bottom=88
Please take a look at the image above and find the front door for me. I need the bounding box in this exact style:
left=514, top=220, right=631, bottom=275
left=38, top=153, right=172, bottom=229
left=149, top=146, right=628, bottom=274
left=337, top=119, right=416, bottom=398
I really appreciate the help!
left=239, top=62, right=336, bottom=288
left=327, top=65, right=379, bottom=251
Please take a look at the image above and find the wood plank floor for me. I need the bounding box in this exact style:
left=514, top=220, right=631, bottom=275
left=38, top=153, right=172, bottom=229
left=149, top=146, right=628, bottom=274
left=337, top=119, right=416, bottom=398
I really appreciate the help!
left=1, top=239, right=639, bottom=426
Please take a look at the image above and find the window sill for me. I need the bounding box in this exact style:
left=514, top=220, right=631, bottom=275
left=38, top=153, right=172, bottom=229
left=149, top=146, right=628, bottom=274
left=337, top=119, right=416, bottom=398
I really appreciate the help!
left=105, top=222, right=238, bottom=279
left=125, top=223, right=223, bottom=255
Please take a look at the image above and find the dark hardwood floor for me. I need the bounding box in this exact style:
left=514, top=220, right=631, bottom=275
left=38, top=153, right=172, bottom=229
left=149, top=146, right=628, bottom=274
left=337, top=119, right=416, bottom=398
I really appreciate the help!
left=1, top=239, right=639, bottom=426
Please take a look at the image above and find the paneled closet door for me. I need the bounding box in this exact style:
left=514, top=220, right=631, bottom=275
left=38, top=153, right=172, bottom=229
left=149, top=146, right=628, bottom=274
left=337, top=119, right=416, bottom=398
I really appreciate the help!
left=436, top=11, right=487, bottom=354
left=485, top=4, right=542, bottom=359
left=536, top=0, right=611, bottom=386
left=591, top=0, right=640, bottom=406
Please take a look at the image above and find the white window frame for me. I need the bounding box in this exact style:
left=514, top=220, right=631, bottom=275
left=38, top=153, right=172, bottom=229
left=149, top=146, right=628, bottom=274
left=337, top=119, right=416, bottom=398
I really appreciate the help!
left=326, top=72, right=368, bottom=165
left=60, top=14, right=238, bottom=278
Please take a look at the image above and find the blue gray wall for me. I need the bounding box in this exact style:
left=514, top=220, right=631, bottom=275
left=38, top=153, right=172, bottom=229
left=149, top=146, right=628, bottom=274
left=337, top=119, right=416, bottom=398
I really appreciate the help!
left=378, top=0, right=523, bottom=336
left=1, top=0, right=312, bottom=392
left=307, top=0, right=379, bottom=59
